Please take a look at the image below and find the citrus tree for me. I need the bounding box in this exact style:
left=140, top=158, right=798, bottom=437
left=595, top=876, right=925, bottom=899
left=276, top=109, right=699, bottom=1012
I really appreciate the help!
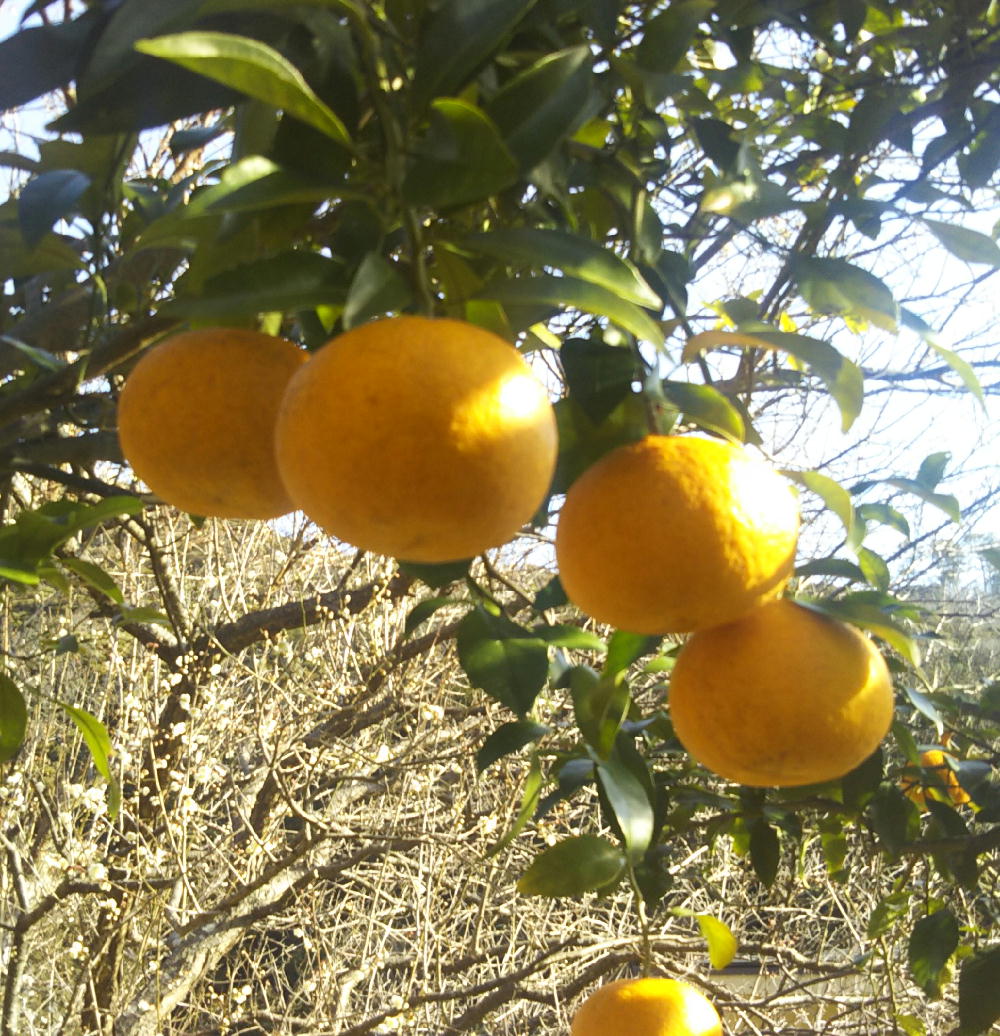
left=0, top=0, right=999, bottom=1033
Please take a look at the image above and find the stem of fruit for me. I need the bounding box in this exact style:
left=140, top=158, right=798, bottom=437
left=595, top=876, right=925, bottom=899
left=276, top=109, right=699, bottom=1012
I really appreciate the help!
left=626, top=861, right=654, bottom=976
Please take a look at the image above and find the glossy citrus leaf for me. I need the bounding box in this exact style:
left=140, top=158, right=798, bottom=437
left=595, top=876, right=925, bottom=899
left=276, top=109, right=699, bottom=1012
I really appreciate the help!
left=463, top=228, right=660, bottom=308
left=403, top=99, right=518, bottom=208
left=60, top=702, right=120, bottom=820
left=909, top=908, right=959, bottom=998
left=560, top=338, right=639, bottom=425
left=456, top=606, right=549, bottom=716
left=488, top=46, right=596, bottom=171
left=477, top=720, right=550, bottom=773
left=924, top=219, right=1000, bottom=267
left=479, top=274, right=664, bottom=345
left=661, top=381, right=745, bottom=441
left=60, top=558, right=125, bottom=604
left=135, top=32, right=351, bottom=145
left=595, top=747, right=654, bottom=857
left=412, top=0, right=535, bottom=107
left=18, top=169, right=91, bottom=249
left=959, top=944, right=1000, bottom=1034
left=793, top=255, right=899, bottom=332
left=516, top=834, right=625, bottom=896
left=749, top=818, right=780, bottom=887
left=0, top=674, right=28, bottom=763
left=684, top=329, right=863, bottom=431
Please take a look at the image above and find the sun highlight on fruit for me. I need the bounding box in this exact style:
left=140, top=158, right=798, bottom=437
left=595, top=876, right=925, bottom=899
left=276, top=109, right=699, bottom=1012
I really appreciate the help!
left=555, top=435, right=800, bottom=634
left=274, top=315, right=558, bottom=562
left=117, top=327, right=307, bottom=520
left=570, top=977, right=723, bottom=1036
left=668, top=598, right=894, bottom=787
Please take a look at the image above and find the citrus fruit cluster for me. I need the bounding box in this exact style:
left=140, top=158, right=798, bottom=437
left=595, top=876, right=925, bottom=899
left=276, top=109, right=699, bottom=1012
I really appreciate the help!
left=117, top=318, right=895, bottom=792
left=117, top=317, right=558, bottom=562
left=554, top=432, right=894, bottom=789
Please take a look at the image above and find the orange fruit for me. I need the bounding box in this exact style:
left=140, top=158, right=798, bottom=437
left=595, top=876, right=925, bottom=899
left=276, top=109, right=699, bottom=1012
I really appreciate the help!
left=555, top=435, right=799, bottom=634
left=901, top=749, right=971, bottom=810
left=669, top=599, right=894, bottom=787
left=117, top=328, right=307, bottom=519
left=571, top=977, right=723, bottom=1036
left=274, top=315, right=557, bottom=562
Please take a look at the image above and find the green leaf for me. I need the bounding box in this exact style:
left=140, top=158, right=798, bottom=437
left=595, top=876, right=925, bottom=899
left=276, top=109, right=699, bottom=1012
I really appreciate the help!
left=115, top=606, right=172, bottom=627
left=0, top=335, right=67, bottom=372
left=795, top=558, right=865, bottom=582
left=959, top=945, right=1000, bottom=1035
left=796, top=595, right=920, bottom=667
left=0, top=13, right=103, bottom=111
left=909, top=908, right=960, bottom=999
left=870, top=783, right=918, bottom=858
left=793, top=256, right=899, bottom=332
left=905, top=687, right=944, bottom=735
left=696, top=914, right=738, bottom=969
left=901, top=309, right=986, bottom=408
left=135, top=32, right=351, bottom=146
left=463, top=229, right=660, bottom=308
left=595, top=747, right=655, bottom=857
left=0, top=225, right=82, bottom=278
left=885, top=477, right=961, bottom=524
left=867, top=890, right=912, bottom=939
left=60, top=703, right=120, bottom=819
left=856, top=546, right=890, bottom=591
left=477, top=720, right=549, bottom=772
left=857, top=502, right=911, bottom=539
left=924, top=219, right=1000, bottom=267
left=749, top=818, right=780, bottom=886
left=343, top=252, right=413, bottom=329
left=534, top=576, right=568, bottom=611
left=516, top=834, right=625, bottom=896
left=412, top=0, right=536, bottom=108
left=636, top=0, right=713, bottom=74
left=488, top=753, right=542, bottom=856
left=818, top=815, right=849, bottom=881
left=398, top=558, right=472, bottom=589
left=60, top=559, right=125, bottom=604
left=456, top=606, right=549, bottom=715
left=403, top=99, right=518, bottom=208
left=568, top=666, right=629, bottom=757
left=916, top=452, right=950, bottom=490
left=168, top=251, right=349, bottom=321
left=403, top=596, right=463, bottom=639
left=661, top=381, right=745, bottom=441
left=488, top=46, right=596, bottom=171
left=784, top=470, right=857, bottom=545
left=561, top=338, right=639, bottom=425
left=747, top=331, right=864, bottom=432
left=604, top=631, right=661, bottom=678
left=478, top=274, right=665, bottom=345
left=531, top=625, right=605, bottom=651
left=0, top=674, right=28, bottom=763
left=18, top=169, right=92, bottom=249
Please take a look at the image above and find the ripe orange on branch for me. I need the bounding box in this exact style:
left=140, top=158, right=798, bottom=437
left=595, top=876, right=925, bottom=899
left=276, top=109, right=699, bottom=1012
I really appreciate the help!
left=901, top=748, right=972, bottom=810
left=570, top=977, right=723, bottom=1036
left=669, top=598, right=894, bottom=787
left=117, top=328, right=307, bottom=520
left=555, top=435, right=799, bottom=634
left=274, top=315, right=558, bottom=562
